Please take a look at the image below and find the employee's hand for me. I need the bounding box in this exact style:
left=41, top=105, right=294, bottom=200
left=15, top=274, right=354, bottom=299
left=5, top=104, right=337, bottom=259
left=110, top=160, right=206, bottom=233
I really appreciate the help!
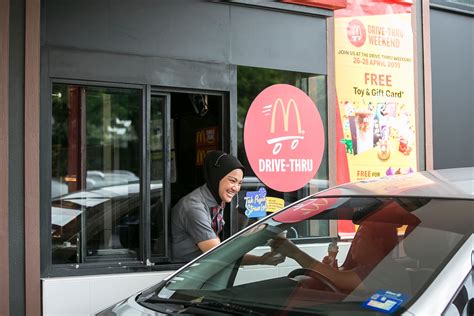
left=259, top=251, right=286, bottom=266
left=269, top=236, right=300, bottom=259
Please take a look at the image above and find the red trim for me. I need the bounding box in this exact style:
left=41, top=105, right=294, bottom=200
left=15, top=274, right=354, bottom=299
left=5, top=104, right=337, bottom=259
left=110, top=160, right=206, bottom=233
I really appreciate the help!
left=335, top=0, right=412, bottom=17
left=281, top=0, right=347, bottom=10
left=335, top=98, right=351, bottom=185
left=336, top=101, right=355, bottom=237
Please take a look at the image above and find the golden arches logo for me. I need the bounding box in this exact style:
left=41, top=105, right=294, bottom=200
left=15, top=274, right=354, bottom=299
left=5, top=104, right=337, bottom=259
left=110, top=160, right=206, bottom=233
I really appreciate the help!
left=351, top=25, right=362, bottom=41
left=267, top=98, right=305, bottom=155
left=196, top=130, right=206, bottom=146
left=196, top=149, right=207, bottom=166
left=270, top=98, right=302, bottom=134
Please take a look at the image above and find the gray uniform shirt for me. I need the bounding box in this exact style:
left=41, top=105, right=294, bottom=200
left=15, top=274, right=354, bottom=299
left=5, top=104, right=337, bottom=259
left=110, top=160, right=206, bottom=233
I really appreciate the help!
left=171, top=184, right=221, bottom=262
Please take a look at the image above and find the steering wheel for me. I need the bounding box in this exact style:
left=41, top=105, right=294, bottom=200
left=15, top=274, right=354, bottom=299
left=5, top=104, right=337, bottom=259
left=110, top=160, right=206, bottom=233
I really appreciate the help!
left=288, top=268, right=341, bottom=293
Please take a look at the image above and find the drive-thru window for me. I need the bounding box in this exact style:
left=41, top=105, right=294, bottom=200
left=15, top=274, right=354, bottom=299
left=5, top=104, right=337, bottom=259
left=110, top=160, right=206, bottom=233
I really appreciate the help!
left=49, top=66, right=329, bottom=270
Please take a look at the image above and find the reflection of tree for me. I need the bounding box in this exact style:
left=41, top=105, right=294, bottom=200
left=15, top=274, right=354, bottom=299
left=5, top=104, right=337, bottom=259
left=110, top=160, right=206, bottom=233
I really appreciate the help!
left=86, top=87, right=141, bottom=174
left=85, top=87, right=140, bottom=147
left=52, top=84, right=70, bottom=179
left=51, top=84, right=141, bottom=179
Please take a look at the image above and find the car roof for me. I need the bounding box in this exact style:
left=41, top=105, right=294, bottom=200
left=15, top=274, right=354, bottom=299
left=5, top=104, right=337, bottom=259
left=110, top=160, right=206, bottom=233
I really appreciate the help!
left=317, top=167, right=474, bottom=199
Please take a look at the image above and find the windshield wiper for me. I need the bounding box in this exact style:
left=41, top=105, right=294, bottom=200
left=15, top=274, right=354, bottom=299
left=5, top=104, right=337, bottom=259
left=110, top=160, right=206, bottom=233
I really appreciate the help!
left=142, top=296, right=265, bottom=315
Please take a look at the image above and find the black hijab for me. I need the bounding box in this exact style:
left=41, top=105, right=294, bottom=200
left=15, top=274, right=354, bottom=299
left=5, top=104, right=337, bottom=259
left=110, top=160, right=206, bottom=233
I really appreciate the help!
left=203, top=150, right=245, bottom=205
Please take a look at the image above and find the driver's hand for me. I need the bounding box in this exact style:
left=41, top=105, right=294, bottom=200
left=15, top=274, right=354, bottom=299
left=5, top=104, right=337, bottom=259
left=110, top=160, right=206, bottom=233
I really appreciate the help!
left=269, top=236, right=300, bottom=259
left=259, top=251, right=286, bottom=266
left=322, top=255, right=339, bottom=269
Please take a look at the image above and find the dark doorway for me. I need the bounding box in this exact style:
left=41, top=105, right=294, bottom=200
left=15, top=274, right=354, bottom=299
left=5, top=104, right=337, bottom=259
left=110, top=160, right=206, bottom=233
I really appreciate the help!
left=170, top=92, right=223, bottom=207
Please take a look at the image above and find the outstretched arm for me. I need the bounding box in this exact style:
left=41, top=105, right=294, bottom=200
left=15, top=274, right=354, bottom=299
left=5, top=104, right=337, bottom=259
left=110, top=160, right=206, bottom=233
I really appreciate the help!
left=197, top=237, right=220, bottom=253
left=272, top=237, right=363, bottom=292
left=241, top=252, right=285, bottom=266
left=197, top=238, right=284, bottom=266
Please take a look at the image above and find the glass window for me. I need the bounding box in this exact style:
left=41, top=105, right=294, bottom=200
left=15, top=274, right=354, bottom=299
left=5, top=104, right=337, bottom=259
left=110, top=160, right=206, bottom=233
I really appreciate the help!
left=51, top=84, right=142, bottom=264
left=236, top=66, right=329, bottom=237
left=431, top=0, right=474, bottom=13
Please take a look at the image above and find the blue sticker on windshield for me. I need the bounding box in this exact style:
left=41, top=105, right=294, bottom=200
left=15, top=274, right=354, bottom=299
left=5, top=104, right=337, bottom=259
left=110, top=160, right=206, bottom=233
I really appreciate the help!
left=361, top=290, right=407, bottom=314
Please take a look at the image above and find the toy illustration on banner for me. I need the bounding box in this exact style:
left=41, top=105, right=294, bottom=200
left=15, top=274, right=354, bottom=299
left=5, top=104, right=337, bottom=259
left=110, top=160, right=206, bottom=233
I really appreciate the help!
left=373, top=102, right=388, bottom=145
left=355, top=109, right=374, bottom=154
left=398, top=137, right=412, bottom=155
left=386, top=166, right=414, bottom=176
left=244, top=188, right=268, bottom=218
left=377, top=139, right=390, bottom=160
left=339, top=99, right=415, bottom=160
left=397, top=105, right=414, bottom=155
left=343, top=101, right=359, bottom=155
left=340, top=138, right=353, bottom=154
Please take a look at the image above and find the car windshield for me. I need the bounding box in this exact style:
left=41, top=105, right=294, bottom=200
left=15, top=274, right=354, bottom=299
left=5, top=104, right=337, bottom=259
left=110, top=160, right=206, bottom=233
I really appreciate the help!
left=140, top=196, right=473, bottom=315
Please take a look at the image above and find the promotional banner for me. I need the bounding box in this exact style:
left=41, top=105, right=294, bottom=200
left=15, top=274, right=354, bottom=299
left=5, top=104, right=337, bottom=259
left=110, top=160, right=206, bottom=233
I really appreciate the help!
left=335, top=0, right=417, bottom=184
left=334, top=0, right=416, bottom=237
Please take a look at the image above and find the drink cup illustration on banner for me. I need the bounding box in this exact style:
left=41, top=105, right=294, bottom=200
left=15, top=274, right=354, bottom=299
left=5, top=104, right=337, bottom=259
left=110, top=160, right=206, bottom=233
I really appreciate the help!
left=244, top=84, right=324, bottom=192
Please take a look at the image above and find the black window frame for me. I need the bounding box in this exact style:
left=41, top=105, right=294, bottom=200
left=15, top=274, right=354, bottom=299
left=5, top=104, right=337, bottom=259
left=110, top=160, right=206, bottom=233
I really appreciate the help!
left=42, top=79, right=181, bottom=277
left=42, top=79, right=233, bottom=277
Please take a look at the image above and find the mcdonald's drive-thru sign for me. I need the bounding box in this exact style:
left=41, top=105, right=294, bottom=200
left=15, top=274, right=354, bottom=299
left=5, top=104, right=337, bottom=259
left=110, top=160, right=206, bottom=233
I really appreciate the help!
left=244, top=84, right=324, bottom=192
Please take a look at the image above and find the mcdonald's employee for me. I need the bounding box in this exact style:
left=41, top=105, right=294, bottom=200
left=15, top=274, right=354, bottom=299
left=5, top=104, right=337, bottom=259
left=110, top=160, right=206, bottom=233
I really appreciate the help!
left=171, top=150, right=284, bottom=265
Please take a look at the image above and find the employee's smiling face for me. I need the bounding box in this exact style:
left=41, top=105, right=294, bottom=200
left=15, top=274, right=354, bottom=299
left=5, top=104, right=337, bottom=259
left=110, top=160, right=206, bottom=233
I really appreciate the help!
left=218, top=169, right=243, bottom=203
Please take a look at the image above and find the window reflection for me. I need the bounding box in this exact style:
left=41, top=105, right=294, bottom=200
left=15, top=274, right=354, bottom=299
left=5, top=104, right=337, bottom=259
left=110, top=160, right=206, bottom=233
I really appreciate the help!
left=51, top=84, right=142, bottom=264
left=236, top=66, right=329, bottom=236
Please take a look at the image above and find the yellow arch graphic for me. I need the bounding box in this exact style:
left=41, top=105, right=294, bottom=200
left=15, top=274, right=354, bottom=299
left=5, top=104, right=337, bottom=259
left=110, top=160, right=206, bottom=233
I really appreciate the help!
left=270, top=98, right=302, bottom=134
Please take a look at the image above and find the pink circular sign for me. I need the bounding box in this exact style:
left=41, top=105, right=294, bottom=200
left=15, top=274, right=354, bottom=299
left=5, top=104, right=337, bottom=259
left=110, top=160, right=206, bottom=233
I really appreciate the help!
left=244, top=84, right=325, bottom=192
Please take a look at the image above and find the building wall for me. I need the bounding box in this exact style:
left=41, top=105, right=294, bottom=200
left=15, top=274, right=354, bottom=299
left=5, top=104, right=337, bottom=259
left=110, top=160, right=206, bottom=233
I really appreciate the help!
left=43, top=0, right=328, bottom=76
left=42, top=271, right=171, bottom=315
left=38, top=1, right=332, bottom=315
left=430, top=8, right=474, bottom=169
left=40, top=0, right=331, bottom=269
left=8, top=0, right=26, bottom=315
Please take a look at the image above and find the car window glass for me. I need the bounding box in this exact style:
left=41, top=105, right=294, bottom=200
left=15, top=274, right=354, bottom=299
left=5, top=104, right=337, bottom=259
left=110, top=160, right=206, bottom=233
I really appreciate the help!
left=145, top=197, right=472, bottom=315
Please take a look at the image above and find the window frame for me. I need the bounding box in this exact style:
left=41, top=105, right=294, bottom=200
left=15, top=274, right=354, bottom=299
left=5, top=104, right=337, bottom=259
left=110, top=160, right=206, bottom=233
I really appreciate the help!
left=148, top=90, right=172, bottom=263
left=42, top=79, right=233, bottom=277
left=42, top=79, right=174, bottom=277
left=235, top=65, right=332, bottom=241
left=430, top=0, right=474, bottom=15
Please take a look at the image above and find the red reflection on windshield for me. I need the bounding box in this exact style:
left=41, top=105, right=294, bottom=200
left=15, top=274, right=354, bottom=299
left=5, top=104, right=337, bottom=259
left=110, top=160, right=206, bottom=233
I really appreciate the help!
left=273, top=197, right=341, bottom=223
